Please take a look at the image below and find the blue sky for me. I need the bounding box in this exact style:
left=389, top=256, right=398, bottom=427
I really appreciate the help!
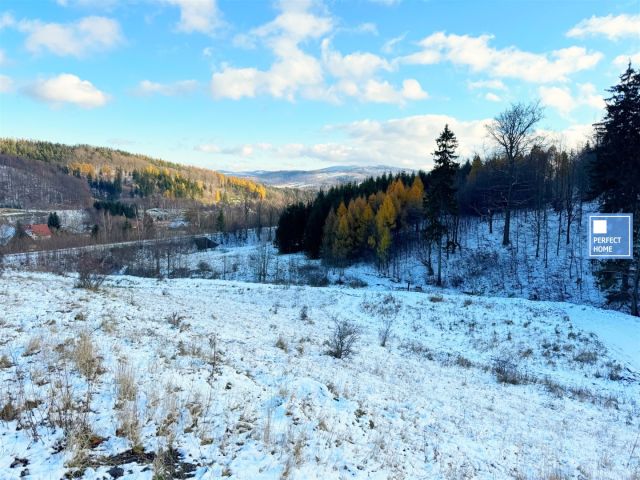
left=0, top=0, right=638, bottom=171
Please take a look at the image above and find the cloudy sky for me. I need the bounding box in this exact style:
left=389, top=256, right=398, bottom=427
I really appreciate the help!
left=0, top=0, right=638, bottom=171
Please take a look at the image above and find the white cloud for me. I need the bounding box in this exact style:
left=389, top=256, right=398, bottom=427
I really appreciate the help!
left=211, top=0, right=330, bottom=101
left=578, top=83, right=606, bottom=110
left=336, top=114, right=490, bottom=166
left=56, top=0, right=120, bottom=8
left=211, top=1, right=426, bottom=105
left=484, top=92, right=501, bottom=102
left=164, top=0, right=223, bottom=35
left=360, top=79, right=403, bottom=103
left=195, top=144, right=221, bottom=153
left=328, top=78, right=427, bottom=105
left=540, top=123, right=595, bottom=150
left=197, top=114, right=599, bottom=169
left=467, top=79, right=506, bottom=90
left=0, top=74, right=13, bottom=93
left=18, top=16, right=123, bottom=57
left=351, top=22, right=378, bottom=35
left=539, top=83, right=605, bottom=116
left=28, top=73, right=109, bottom=108
left=211, top=67, right=261, bottom=99
left=135, top=79, right=199, bottom=96
left=0, top=49, right=6, bottom=66
left=382, top=33, right=406, bottom=54
left=539, top=86, right=575, bottom=115
left=217, top=115, right=491, bottom=168
left=0, top=12, right=15, bottom=29
left=321, top=39, right=391, bottom=79
left=400, top=79, right=428, bottom=100
left=338, top=22, right=378, bottom=35
left=567, top=14, right=640, bottom=40
left=400, top=32, right=602, bottom=83
left=196, top=143, right=270, bottom=157
left=613, top=52, right=640, bottom=68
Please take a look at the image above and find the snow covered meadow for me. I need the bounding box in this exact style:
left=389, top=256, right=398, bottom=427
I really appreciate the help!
left=0, top=265, right=639, bottom=479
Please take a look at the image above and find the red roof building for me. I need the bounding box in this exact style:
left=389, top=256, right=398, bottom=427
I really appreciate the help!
left=25, top=224, right=52, bottom=239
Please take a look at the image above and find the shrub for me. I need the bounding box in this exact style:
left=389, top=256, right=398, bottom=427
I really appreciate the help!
left=166, top=312, right=185, bottom=329
left=75, top=254, right=107, bottom=290
left=573, top=350, right=598, bottom=364
left=296, top=264, right=329, bottom=287
left=275, top=335, right=288, bottom=352
left=0, top=399, right=19, bottom=421
left=0, top=354, right=11, bottom=369
left=455, top=355, right=473, bottom=368
left=347, top=277, right=368, bottom=288
left=378, top=317, right=394, bottom=348
left=492, top=357, right=529, bottom=385
left=326, top=318, right=361, bottom=359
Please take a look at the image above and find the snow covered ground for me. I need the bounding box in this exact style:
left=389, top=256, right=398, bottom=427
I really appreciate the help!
left=0, top=269, right=638, bottom=479
left=174, top=205, right=605, bottom=311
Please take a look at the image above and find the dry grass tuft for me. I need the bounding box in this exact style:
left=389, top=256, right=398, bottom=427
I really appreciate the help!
left=23, top=336, right=42, bottom=357
left=0, top=354, right=12, bottom=369
left=73, top=332, right=102, bottom=379
left=115, top=361, right=137, bottom=404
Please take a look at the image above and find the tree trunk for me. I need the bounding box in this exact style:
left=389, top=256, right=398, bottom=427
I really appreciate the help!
left=632, top=260, right=639, bottom=317
left=502, top=206, right=511, bottom=246
left=488, top=209, right=493, bottom=234
left=535, top=209, right=541, bottom=258
left=556, top=210, right=562, bottom=256
left=436, top=236, right=442, bottom=286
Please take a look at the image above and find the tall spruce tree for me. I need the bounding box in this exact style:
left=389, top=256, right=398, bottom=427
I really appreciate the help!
left=47, top=212, right=61, bottom=231
left=591, top=64, right=640, bottom=316
left=425, top=124, right=459, bottom=286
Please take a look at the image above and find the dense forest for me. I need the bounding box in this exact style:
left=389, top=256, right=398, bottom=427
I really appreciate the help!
left=276, top=65, right=640, bottom=315
left=0, top=154, right=93, bottom=208
left=0, top=139, right=289, bottom=207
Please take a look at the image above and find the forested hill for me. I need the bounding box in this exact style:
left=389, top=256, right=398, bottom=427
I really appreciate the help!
left=0, top=138, right=299, bottom=208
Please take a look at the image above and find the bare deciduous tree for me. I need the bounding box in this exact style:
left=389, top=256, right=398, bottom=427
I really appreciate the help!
left=487, top=102, right=543, bottom=246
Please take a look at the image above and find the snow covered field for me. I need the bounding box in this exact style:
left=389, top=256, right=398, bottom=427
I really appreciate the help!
left=0, top=269, right=638, bottom=479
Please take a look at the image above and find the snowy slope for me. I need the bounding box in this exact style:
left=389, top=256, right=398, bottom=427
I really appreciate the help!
left=0, top=271, right=638, bottom=479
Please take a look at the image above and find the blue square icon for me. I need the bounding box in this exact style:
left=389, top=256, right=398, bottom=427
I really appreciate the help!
left=588, top=214, right=633, bottom=259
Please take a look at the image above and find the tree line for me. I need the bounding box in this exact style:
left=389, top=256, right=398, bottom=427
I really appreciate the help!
left=276, top=65, right=640, bottom=315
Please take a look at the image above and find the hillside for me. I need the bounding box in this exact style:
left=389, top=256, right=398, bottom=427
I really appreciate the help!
left=0, top=139, right=300, bottom=209
left=0, top=270, right=637, bottom=479
left=0, top=154, right=93, bottom=209
left=226, top=165, right=409, bottom=189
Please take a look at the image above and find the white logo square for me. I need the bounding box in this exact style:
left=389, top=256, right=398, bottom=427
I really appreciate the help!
left=593, top=219, right=607, bottom=234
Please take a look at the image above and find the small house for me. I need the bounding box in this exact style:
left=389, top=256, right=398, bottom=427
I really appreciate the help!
left=25, top=224, right=52, bottom=240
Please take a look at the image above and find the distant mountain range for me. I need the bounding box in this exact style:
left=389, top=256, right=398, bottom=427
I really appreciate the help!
left=223, top=165, right=411, bottom=189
